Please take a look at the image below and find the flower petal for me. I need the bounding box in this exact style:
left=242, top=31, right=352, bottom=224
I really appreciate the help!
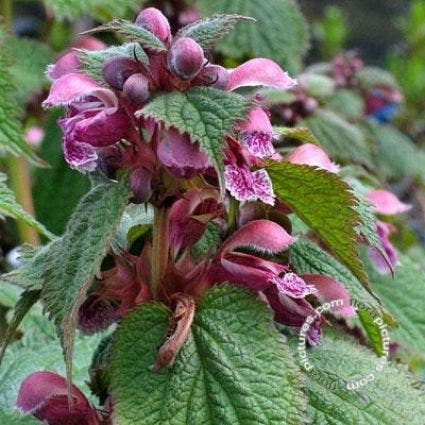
left=303, top=274, right=356, bottom=317
left=16, top=371, right=98, bottom=425
left=286, top=144, right=339, bottom=173
left=274, top=272, right=315, bottom=298
left=227, top=58, right=297, bottom=91
left=63, top=137, right=98, bottom=173
left=43, top=73, right=99, bottom=108
left=366, top=189, right=411, bottom=216
left=220, top=219, right=295, bottom=255
left=158, top=129, right=210, bottom=178
left=47, top=52, right=81, bottom=81
left=225, top=165, right=275, bottom=205
left=239, top=108, right=275, bottom=158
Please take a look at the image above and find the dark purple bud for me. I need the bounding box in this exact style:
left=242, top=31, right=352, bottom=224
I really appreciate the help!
left=167, top=37, right=205, bottom=81
left=130, top=168, right=153, bottom=203
left=195, top=64, right=229, bottom=90
left=123, top=73, right=150, bottom=105
left=135, top=7, right=171, bottom=44
left=102, top=57, right=140, bottom=90
left=78, top=294, right=118, bottom=335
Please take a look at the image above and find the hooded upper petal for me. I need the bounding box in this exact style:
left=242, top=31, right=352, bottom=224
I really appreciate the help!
left=227, top=58, right=297, bottom=91
left=220, top=219, right=295, bottom=255
left=16, top=371, right=98, bottom=425
left=157, top=128, right=210, bottom=178
left=303, top=274, right=356, bottom=317
left=286, top=144, right=339, bottom=173
left=43, top=73, right=99, bottom=108
left=366, top=189, right=411, bottom=216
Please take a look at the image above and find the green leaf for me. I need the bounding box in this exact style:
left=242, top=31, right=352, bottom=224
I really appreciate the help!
left=41, top=177, right=130, bottom=385
left=138, top=87, right=250, bottom=192
left=85, top=19, right=166, bottom=52
left=0, top=173, right=54, bottom=240
left=111, top=285, right=307, bottom=425
left=198, top=0, right=309, bottom=73
left=42, top=0, right=144, bottom=21
left=299, top=73, right=336, bottom=98
left=365, top=252, right=425, bottom=361
left=328, top=89, right=364, bottom=121
left=290, top=333, right=425, bottom=425
left=355, top=66, right=398, bottom=90
left=77, top=42, right=149, bottom=83
left=176, top=14, right=254, bottom=51
left=4, top=36, right=55, bottom=105
left=113, top=203, right=154, bottom=251
left=33, top=111, right=90, bottom=235
left=274, top=126, right=321, bottom=146
left=0, top=411, right=40, bottom=425
left=0, top=290, right=41, bottom=366
left=0, top=44, right=43, bottom=164
left=191, top=221, right=221, bottom=261
left=0, top=328, right=102, bottom=413
left=302, top=110, right=373, bottom=168
left=267, top=162, right=369, bottom=289
left=367, top=121, right=425, bottom=183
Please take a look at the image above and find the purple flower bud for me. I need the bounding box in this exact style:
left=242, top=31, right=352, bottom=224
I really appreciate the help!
left=102, top=57, right=141, bottom=90
left=123, top=73, right=150, bottom=105
left=195, top=64, right=229, bottom=90
left=167, top=37, right=205, bottom=81
left=78, top=294, right=118, bottom=335
left=130, top=167, right=153, bottom=203
left=16, top=372, right=99, bottom=425
left=135, top=7, right=171, bottom=44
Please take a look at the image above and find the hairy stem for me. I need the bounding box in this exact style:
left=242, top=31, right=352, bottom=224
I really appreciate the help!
left=151, top=206, right=169, bottom=299
left=1, top=0, right=39, bottom=245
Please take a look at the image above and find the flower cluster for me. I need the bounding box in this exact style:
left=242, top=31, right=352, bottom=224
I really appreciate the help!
left=16, top=7, right=399, bottom=425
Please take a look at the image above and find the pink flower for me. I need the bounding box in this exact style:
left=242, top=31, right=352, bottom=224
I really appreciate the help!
left=24, top=127, right=44, bottom=148
left=57, top=88, right=131, bottom=172
left=157, top=128, right=210, bottom=178
left=238, top=107, right=275, bottom=158
left=286, top=143, right=340, bottom=173
left=224, top=139, right=275, bottom=205
left=227, top=58, right=297, bottom=91
left=169, top=189, right=220, bottom=254
left=208, top=220, right=309, bottom=298
left=366, top=189, right=411, bottom=216
left=16, top=372, right=99, bottom=425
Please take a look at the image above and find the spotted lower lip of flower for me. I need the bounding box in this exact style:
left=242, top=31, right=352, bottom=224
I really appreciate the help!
left=225, top=164, right=275, bottom=205
left=274, top=272, right=316, bottom=298
left=62, top=136, right=98, bottom=173
left=238, top=107, right=275, bottom=158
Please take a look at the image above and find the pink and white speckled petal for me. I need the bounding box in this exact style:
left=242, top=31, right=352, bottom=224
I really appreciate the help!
left=252, top=169, right=275, bottom=205
left=274, top=272, right=314, bottom=298
left=63, top=137, right=98, bottom=173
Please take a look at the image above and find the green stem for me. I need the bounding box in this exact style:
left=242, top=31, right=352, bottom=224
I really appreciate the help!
left=1, top=0, right=39, bottom=245
left=227, top=197, right=239, bottom=232
left=151, top=206, right=169, bottom=300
